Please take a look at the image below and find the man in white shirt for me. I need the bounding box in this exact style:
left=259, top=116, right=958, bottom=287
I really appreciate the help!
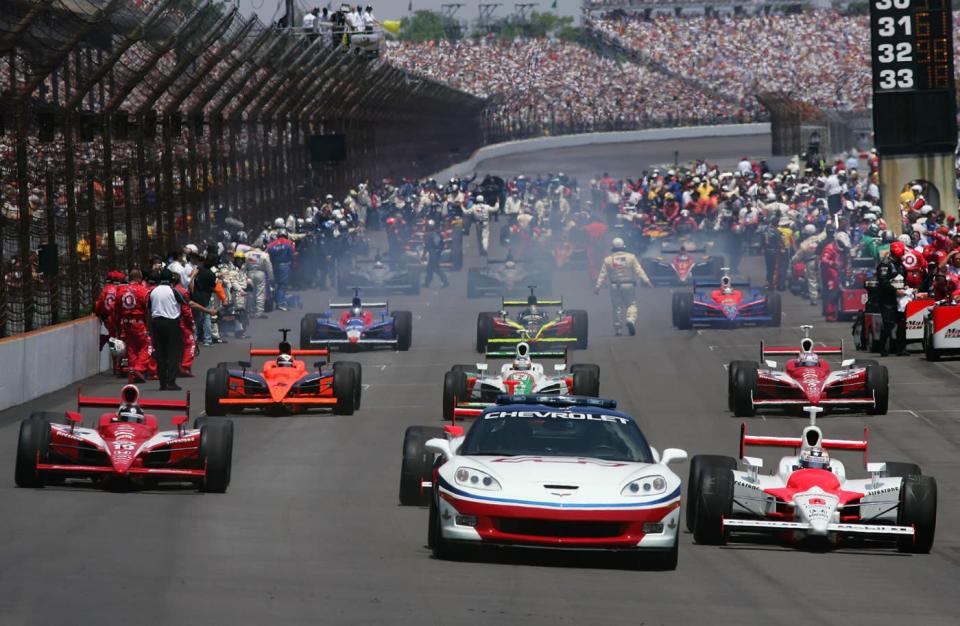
left=303, top=8, right=317, bottom=34
left=149, top=269, right=189, bottom=391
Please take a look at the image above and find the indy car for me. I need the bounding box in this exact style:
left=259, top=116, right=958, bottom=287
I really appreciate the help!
left=205, top=329, right=360, bottom=416
left=442, top=341, right=600, bottom=421
left=403, top=219, right=463, bottom=270
left=922, top=299, right=960, bottom=360
left=467, top=256, right=553, bottom=299
left=672, top=271, right=781, bottom=329
left=300, top=289, right=412, bottom=351
left=688, top=406, right=936, bottom=553
left=641, top=239, right=724, bottom=286
left=398, top=395, right=688, bottom=569
left=336, top=254, right=420, bottom=296
left=476, top=287, right=587, bottom=352
left=15, top=384, right=233, bottom=493
left=728, top=326, right=888, bottom=417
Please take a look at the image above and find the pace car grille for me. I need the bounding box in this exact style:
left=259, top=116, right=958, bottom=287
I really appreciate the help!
left=495, top=518, right=624, bottom=538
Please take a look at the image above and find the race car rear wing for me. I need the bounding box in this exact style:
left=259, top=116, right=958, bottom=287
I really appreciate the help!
left=692, top=279, right=750, bottom=290
left=250, top=348, right=330, bottom=357
left=739, top=422, right=869, bottom=467
left=77, top=385, right=190, bottom=417
left=760, top=339, right=843, bottom=361
left=329, top=301, right=389, bottom=309
left=502, top=297, right=563, bottom=307
left=487, top=337, right=577, bottom=346
left=485, top=349, right=567, bottom=360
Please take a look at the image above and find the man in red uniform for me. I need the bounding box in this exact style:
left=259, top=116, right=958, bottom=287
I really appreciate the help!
left=95, top=270, right=126, bottom=375
left=819, top=233, right=846, bottom=322
left=112, top=268, right=155, bottom=383
left=174, top=282, right=196, bottom=376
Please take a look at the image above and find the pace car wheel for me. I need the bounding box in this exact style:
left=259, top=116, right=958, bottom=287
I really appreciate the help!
left=443, top=369, right=468, bottom=421
left=399, top=426, right=444, bottom=506
left=476, top=313, right=494, bottom=353
left=896, top=475, right=937, bottom=553
left=731, top=361, right=758, bottom=417
left=570, top=364, right=600, bottom=397
left=642, top=535, right=679, bottom=571
left=199, top=418, right=233, bottom=493
left=693, top=467, right=734, bottom=545
left=686, top=455, right=738, bottom=533
left=333, top=366, right=356, bottom=415
left=393, top=310, right=413, bottom=351
left=466, top=268, right=482, bottom=298
left=675, top=293, right=693, bottom=330
left=569, top=309, right=589, bottom=349
left=882, top=462, right=922, bottom=478
left=766, top=292, right=782, bottom=327
left=15, top=416, right=51, bottom=488
left=300, top=314, right=319, bottom=350
left=334, top=361, right=363, bottom=410
left=865, top=364, right=889, bottom=415
left=205, top=367, right=229, bottom=417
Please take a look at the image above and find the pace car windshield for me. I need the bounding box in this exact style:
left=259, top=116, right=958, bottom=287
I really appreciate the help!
left=460, top=409, right=653, bottom=462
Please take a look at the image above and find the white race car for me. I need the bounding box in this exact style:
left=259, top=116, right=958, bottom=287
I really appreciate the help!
left=398, top=395, right=688, bottom=570
left=689, top=407, right=936, bottom=552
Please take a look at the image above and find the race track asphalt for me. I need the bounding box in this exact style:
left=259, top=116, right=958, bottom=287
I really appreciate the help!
left=0, top=136, right=957, bottom=626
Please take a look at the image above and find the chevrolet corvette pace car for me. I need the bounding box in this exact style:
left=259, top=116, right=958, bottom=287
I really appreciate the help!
left=672, top=271, right=781, bottom=329
left=15, top=384, right=233, bottom=492
left=300, top=289, right=412, bottom=351
left=641, top=239, right=723, bottom=286
left=205, top=329, right=360, bottom=416
left=398, top=395, right=688, bottom=569
left=476, top=287, right=587, bottom=352
left=728, top=326, right=888, bottom=417
left=689, top=407, right=935, bottom=552
left=443, top=342, right=599, bottom=421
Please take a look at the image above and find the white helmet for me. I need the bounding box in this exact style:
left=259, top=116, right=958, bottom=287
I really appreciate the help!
left=802, top=224, right=817, bottom=236
left=108, top=337, right=126, bottom=358
left=898, top=234, right=912, bottom=245
left=476, top=195, right=484, bottom=203
left=274, top=217, right=285, bottom=228
left=276, top=354, right=295, bottom=368
left=611, top=237, right=626, bottom=250
left=799, top=447, right=831, bottom=470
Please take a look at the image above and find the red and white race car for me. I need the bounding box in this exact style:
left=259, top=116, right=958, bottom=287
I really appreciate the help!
left=688, top=407, right=936, bottom=553
left=728, top=326, right=888, bottom=416
left=923, top=299, right=960, bottom=360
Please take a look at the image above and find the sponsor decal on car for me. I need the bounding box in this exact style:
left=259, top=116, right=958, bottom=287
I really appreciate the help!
left=484, top=410, right=629, bottom=424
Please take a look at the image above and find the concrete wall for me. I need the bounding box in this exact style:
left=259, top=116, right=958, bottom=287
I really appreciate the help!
left=0, top=316, right=109, bottom=411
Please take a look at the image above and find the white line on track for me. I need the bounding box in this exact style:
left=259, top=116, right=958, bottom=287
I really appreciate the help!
left=889, top=409, right=940, bottom=427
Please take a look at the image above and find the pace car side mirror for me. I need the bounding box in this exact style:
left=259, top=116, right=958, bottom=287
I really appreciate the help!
left=425, top=438, right=453, bottom=460
left=660, top=448, right=688, bottom=466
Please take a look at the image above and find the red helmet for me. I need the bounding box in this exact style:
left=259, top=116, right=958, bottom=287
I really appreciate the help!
left=890, top=241, right=906, bottom=258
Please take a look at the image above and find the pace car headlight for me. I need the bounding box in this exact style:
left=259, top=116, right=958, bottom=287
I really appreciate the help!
left=455, top=466, right=501, bottom=491
left=622, top=475, right=667, bottom=496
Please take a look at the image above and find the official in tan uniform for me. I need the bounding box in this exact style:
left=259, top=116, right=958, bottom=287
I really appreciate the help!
left=594, top=237, right=652, bottom=336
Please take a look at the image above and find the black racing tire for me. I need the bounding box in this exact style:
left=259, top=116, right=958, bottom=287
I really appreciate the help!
left=693, top=467, right=734, bottom=545
left=476, top=312, right=495, bottom=353
left=882, top=462, right=922, bottom=478
left=333, top=361, right=363, bottom=410
left=449, top=229, right=463, bottom=271
left=399, top=426, right=445, bottom=506
left=727, top=361, right=746, bottom=413
left=569, top=309, right=588, bottom=349
left=731, top=361, right=758, bottom=417
left=570, top=363, right=600, bottom=397
left=333, top=366, right=356, bottom=415
left=300, top=314, right=319, bottom=350
left=192, top=416, right=208, bottom=430
left=675, top=293, right=694, bottom=330
left=865, top=364, right=889, bottom=415
left=199, top=418, right=234, bottom=493
left=392, top=310, right=413, bottom=351
left=204, top=366, right=229, bottom=417
left=450, top=364, right=474, bottom=376
left=15, top=416, right=51, bottom=488
left=766, top=292, right=782, bottom=327
left=443, top=369, right=468, bottom=421
left=896, top=475, right=937, bottom=553
left=671, top=292, right=681, bottom=327
left=686, top=455, right=738, bottom=533
left=466, top=268, right=483, bottom=298
left=924, top=321, right=940, bottom=361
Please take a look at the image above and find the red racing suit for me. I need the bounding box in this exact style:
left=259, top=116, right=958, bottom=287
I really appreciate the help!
left=819, top=242, right=843, bottom=321
left=112, top=281, right=155, bottom=380
left=95, top=282, right=124, bottom=373
left=901, top=249, right=925, bottom=289
left=175, top=284, right=196, bottom=373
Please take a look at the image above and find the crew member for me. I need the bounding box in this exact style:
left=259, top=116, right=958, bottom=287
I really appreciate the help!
left=245, top=243, right=274, bottom=318
left=173, top=280, right=196, bottom=377
left=149, top=268, right=189, bottom=391
left=422, top=220, right=449, bottom=288
left=267, top=228, right=296, bottom=311
left=877, top=241, right=907, bottom=356
left=471, top=194, right=493, bottom=256
left=95, top=270, right=126, bottom=375
left=112, top=268, right=154, bottom=383
left=594, top=237, right=653, bottom=336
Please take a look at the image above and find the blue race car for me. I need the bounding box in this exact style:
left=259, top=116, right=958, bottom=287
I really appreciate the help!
left=299, top=289, right=413, bottom=351
left=672, top=272, right=781, bottom=329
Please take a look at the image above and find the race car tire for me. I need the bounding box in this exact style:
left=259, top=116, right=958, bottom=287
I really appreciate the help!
left=333, top=366, right=357, bottom=415
left=675, top=293, right=694, bottom=330
left=923, top=322, right=940, bottom=361
left=193, top=416, right=208, bottom=430
left=766, top=292, right=782, bottom=327
left=570, top=364, right=600, bottom=397
left=199, top=418, right=233, bottom=493
left=896, top=475, right=937, bottom=553
left=466, top=268, right=483, bottom=298
left=671, top=292, right=681, bottom=327
left=443, top=369, right=468, bottom=421
left=882, top=462, right=922, bottom=478
left=865, top=364, right=889, bottom=415
left=569, top=309, right=589, bottom=349
left=449, top=229, right=463, bottom=271
left=204, top=366, right=229, bottom=417
left=731, top=361, right=758, bottom=417
left=399, top=426, right=445, bottom=506
left=686, top=454, right=738, bottom=533
left=333, top=361, right=363, bottom=410
left=693, top=467, right=734, bottom=545
left=450, top=364, right=474, bottom=376
left=476, top=312, right=494, bottom=353
left=15, top=416, right=51, bottom=488
left=727, top=361, right=750, bottom=413
left=393, top=311, right=413, bottom=351
left=299, top=314, right=318, bottom=350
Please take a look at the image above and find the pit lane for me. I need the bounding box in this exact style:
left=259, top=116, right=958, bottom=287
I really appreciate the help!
left=0, top=137, right=956, bottom=626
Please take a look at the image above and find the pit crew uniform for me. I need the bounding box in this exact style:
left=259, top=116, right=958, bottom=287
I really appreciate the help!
left=595, top=246, right=653, bottom=335
left=245, top=247, right=274, bottom=318
left=95, top=271, right=125, bottom=375
left=173, top=283, right=196, bottom=375
left=472, top=199, right=494, bottom=256
left=267, top=234, right=296, bottom=310
left=112, top=280, right=155, bottom=382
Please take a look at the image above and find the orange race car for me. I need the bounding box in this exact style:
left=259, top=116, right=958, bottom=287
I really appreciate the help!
left=204, top=329, right=361, bottom=416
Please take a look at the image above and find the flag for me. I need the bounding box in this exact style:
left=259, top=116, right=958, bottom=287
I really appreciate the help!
left=383, top=20, right=401, bottom=34
left=551, top=0, right=557, bottom=7
left=408, top=1, right=412, bottom=11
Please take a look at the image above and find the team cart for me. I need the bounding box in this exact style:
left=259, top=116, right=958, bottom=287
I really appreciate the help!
left=922, top=299, right=960, bottom=360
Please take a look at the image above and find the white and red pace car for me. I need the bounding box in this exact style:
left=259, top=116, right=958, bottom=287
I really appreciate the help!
left=688, top=407, right=936, bottom=553
left=398, top=395, right=688, bottom=570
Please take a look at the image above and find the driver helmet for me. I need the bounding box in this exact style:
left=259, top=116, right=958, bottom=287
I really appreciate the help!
left=276, top=354, right=295, bottom=368
left=611, top=237, right=626, bottom=251
left=720, top=276, right=733, bottom=295
left=799, top=447, right=831, bottom=470
left=351, top=306, right=363, bottom=317
left=797, top=351, right=820, bottom=367
left=890, top=241, right=906, bottom=258
left=115, top=404, right=144, bottom=423
left=522, top=305, right=542, bottom=321
left=513, top=355, right=532, bottom=371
